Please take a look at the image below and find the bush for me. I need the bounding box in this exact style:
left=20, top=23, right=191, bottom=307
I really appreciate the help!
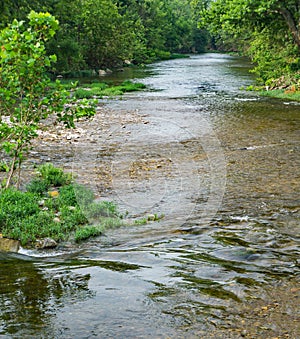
left=26, top=178, right=50, bottom=195
left=74, top=225, right=103, bottom=242
left=90, top=82, right=109, bottom=90
left=37, top=163, right=72, bottom=186
left=0, top=164, right=149, bottom=247
left=0, top=188, right=39, bottom=222
left=74, top=88, right=94, bottom=99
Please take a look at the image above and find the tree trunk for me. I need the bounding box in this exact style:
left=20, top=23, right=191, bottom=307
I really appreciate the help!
left=279, top=7, right=300, bottom=52
left=5, top=154, right=17, bottom=189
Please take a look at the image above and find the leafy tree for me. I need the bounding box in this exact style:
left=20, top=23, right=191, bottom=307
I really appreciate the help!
left=79, top=0, right=136, bottom=69
left=197, top=0, right=300, bottom=83
left=0, top=0, right=210, bottom=72
left=0, top=11, right=95, bottom=188
left=46, top=0, right=86, bottom=72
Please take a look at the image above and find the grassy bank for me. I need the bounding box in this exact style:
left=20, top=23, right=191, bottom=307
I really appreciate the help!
left=259, top=89, right=300, bottom=101
left=0, top=164, right=146, bottom=247
left=51, top=79, right=147, bottom=99
left=73, top=80, right=146, bottom=99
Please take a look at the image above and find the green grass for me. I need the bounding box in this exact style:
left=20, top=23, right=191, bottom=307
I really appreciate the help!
left=74, top=80, right=146, bottom=99
left=0, top=164, right=163, bottom=247
left=259, top=89, right=300, bottom=101
left=36, top=163, right=72, bottom=187
left=0, top=164, right=126, bottom=247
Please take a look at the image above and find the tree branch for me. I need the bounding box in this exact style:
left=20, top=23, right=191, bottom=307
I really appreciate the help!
left=279, top=7, right=300, bottom=51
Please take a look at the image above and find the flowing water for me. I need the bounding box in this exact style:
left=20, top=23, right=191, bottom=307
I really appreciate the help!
left=1, top=54, right=299, bottom=338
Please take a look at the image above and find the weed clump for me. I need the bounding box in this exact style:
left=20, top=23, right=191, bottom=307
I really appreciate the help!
left=73, top=80, right=146, bottom=99
left=0, top=164, right=124, bottom=247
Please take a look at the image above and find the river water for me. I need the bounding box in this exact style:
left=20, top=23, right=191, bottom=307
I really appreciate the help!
left=0, top=54, right=299, bottom=338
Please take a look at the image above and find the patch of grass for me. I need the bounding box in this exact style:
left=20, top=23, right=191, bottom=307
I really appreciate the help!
left=259, top=89, right=300, bottom=101
left=74, top=225, right=103, bottom=242
left=73, top=80, right=146, bottom=99
left=26, top=178, right=50, bottom=195
left=37, top=163, right=72, bottom=187
left=85, top=201, right=119, bottom=220
left=100, top=217, right=124, bottom=229
left=74, top=88, right=94, bottom=99
left=0, top=164, right=143, bottom=247
left=133, top=218, right=148, bottom=225
left=90, top=82, right=108, bottom=90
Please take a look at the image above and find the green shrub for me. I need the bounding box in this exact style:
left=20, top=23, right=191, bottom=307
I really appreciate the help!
left=85, top=201, right=118, bottom=219
left=0, top=188, right=39, bottom=221
left=74, top=88, right=94, bottom=99
left=90, top=82, right=109, bottom=90
left=0, top=164, right=149, bottom=247
left=26, top=178, right=50, bottom=195
left=72, top=183, right=95, bottom=206
left=74, top=225, right=103, bottom=242
left=37, top=163, right=72, bottom=186
left=60, top=205, right=88, bottom=227
left=57, top=184, right=78, bottom=207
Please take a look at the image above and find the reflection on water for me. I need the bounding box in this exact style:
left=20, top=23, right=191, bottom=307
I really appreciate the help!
left=0, top=54, right=299, bottom=338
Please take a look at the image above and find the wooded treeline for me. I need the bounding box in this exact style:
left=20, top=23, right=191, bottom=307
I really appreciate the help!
left=194, top=0, right=300, bottom=86
left=0, top=0, right=208, bottom=74
left=1, top=0, right=299, bottom=86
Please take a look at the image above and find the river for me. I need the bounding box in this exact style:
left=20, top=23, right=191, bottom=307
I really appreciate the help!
left=0, top=54, right=299, bottom=338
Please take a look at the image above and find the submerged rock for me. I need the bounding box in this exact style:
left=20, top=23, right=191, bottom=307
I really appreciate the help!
left=0, top=237, right=20, bottom=252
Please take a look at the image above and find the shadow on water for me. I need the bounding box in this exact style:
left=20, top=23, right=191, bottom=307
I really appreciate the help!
left=1, top=54, right=299, bottom=338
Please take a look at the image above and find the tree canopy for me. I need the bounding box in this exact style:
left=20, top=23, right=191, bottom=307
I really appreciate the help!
left=0, top=0, right=207, bottom=73
left=196, top=0, right=300, bottom=84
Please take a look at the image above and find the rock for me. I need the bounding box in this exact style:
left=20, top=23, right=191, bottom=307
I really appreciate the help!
left=98, top=69, right=107, bottom=76
left=147, top=214, right=156, bottom=221
left=0, top=237, right=20, bottom=252
left=35, top=238, right=57, bottom=249
left=38, top=199, right=45, bottom=206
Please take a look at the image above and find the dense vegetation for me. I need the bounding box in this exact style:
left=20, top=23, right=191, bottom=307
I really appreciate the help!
left=194, top=0, right=300, bottom=90
left=0, top=163, right=125, bottom=246
left=0, top=11, right=96, bottom=188
left=0, top=163, right=162, bottom=247
left=0, top=0, right=208, bottom=74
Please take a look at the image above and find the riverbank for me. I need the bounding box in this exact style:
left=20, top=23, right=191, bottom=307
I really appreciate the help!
left=249, top=72, right=300, bottom=101
left=259, top=88, right=300, bottom=101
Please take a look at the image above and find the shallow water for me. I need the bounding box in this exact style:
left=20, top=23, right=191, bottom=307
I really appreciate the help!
left=1, top=54, right=299, bottom=338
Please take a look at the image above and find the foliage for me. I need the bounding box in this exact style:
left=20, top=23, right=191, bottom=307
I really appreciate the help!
left=0, top=1, right=210, bottom=73
left=197, top=0, right=300, bottom=85
left=37, top=163, right=72, bottom=186
left=0, top=12, right=96, bottom=188
left=259, top=88, right=300, bottom=101
left=74, top=225, right=103, bottom=242
left=26, top=178, right=50, bottom=195
left=74, top=81, right=146, bottom=99
left=0, top=165, right=124, bottom=246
